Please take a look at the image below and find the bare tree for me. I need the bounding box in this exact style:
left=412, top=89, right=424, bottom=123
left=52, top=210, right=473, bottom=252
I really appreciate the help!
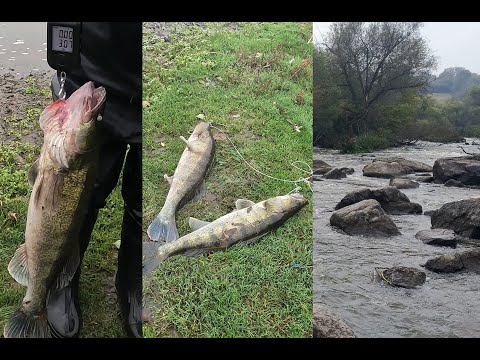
left=322, top=22, right=437, bottom=134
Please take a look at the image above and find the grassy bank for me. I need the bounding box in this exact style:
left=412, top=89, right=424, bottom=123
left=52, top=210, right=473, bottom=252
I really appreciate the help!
left=142, top=22, right=313, bottom=337
left=0, top=73, right=123, bottom=338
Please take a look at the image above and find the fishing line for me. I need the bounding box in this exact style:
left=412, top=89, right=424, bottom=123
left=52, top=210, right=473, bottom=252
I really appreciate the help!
left=209, top=123, right=312, bottom=192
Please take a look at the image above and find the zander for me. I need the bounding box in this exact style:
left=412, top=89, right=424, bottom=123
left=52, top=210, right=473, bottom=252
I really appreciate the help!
left=4, top=82, right=106, bottom=338
left=147, top=122, right=214, bottom=242
left=143, top=193, right=307, bottom=274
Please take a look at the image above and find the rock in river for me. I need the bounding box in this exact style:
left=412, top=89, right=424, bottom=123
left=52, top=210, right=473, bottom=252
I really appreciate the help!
left=415, top=229, right=457, bottom=248
left=444, top=179, right=465, bottom=188
left=416, top=175, right=434, bottom=183
left=375, top=157, right=433, bottom=172
left=335, top=186, right=423, bottom=215
left=322, top=167, right=354, bottom=179
left=363, top=161, right=409, bottom=178
left=381, top=267, right=426, bottom=288
left=363, top=157, right=432, bottom=178
left=424, top=250, right=480, bottom=274
left=313, top=303, right=356, bottom=338
left=389, top=178, right=420, bottom=189
left=330, top=199, right=401, bottom=237
left=313, top=159, right=333, bottom=175
left=431, top=198, right=480, bottom=239
left=433, top=156, right=480, bottom=186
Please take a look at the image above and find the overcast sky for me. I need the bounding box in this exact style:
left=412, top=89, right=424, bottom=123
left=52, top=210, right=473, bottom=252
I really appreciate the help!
left=313, top=22, right=480, bottom=75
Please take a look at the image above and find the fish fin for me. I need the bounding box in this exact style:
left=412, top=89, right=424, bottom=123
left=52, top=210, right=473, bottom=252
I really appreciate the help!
left=188, top=217, right=211, bottom=231
left=4, top=307, right=49, bottom=338
left=164, top=174, right=173, bottom=186
left=142, top=242, right=165, bottom=275
left=235, top=199, right=255, bottom=210
left=7, top=243, right=29, bottom=286
left=147, top=214, right=179, bottom=243
left=54, top=244, right=80, bottom=289
left=180, top=136, right=194, bottom=151
left=143, top=256, right=161, bottom=275
left=183, top=248, right=211, bottom=257
left=28, top=159, right=39, bottom=187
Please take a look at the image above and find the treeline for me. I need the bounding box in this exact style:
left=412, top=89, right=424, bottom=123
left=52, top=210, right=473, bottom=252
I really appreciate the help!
left=431, top=67, right=480, bottom=98
left=313, top=22, right=480, bottom=152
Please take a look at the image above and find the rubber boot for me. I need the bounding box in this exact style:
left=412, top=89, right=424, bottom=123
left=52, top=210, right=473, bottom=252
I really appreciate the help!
left=115, top=205, right=143, bottom=338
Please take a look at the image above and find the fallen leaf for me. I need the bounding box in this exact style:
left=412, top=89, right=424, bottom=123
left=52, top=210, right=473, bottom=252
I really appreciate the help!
left=255, top=52, right=263, bottom=58
left=196, top=113, right=205, bottom=120
left=8, top=212, right=17, bottom=223
left=294, top=125, right=303, bottom=132
left=160, top=142, right=166, bottom=147
left=289, top=57, right=295, bottom=64
left=142, top=100, right=150, bottom=108
left=231, top=113, right=240, bottom=119
left=113, top=240, right=121, bottom=249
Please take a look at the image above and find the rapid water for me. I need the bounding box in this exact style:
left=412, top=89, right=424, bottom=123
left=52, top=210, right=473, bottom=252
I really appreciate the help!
left=313, top=140, right=480, bottom=338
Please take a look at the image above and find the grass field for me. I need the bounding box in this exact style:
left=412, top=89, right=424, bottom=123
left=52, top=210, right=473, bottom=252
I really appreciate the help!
left=142, top=22, right=313, bottom=338
left=0, top=73, right=124, bottom=338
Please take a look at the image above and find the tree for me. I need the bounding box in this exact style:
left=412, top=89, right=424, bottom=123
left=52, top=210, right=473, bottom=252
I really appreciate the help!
left=321, top=22, right=437, bottom=135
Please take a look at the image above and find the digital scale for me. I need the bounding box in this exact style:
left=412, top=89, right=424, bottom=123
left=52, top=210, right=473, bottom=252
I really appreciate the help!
left=47, top=22, right=81, bottom=73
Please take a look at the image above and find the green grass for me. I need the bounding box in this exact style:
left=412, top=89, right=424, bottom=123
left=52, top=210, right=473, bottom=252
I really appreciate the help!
left=0, top=75, right=124, bottom=338
left=143, top=22, right=313, bottom=338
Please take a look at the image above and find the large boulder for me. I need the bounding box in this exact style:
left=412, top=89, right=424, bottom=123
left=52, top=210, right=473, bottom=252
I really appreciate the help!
left=330, top=199, right=401, bottom=237
left=433, top=156, right=480, bottom=186
left=381, top=267, right=426, bottom=288
left=335, top=186, right=423, bottom=215
left=431, top=198, right=480, bottom=239
left=424, top=250, right=480, bottom=274
left=375, top=157, right=433, bottom=172
left=415, top=229, right=457, bottom=248
left=363, top=157, right=432, bottom=178
left=363, top=161, right=409, bottom=178
left=389, top=178, right=419, bottom=189
left=313, top=304, right=356, bottom=338
left=313, top=159, right=333, bottom=175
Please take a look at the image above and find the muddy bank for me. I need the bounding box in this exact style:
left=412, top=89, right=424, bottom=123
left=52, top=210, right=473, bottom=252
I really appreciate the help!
left=0, top=71, right=52, bottom=147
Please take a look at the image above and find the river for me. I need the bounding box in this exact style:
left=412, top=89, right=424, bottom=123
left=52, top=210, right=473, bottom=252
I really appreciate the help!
left=313, top=140, right=480, bottom=338
left=0, top=22, right=50, bottom=75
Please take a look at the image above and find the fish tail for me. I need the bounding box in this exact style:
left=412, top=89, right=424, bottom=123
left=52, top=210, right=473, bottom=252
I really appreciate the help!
left=142, top=247, right=170, bottom=275
left=147, top=213, right=179, bottom=243
left=4, top=307, right=49, bottom=338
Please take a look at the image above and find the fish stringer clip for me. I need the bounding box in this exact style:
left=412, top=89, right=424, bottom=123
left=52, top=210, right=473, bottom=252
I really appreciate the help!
left=58, top=71, right=67, bottom=99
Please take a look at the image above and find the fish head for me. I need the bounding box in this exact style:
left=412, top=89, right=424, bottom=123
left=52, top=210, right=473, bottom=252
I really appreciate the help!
left=264, top=193, right=307, bottom=214
left=39, top=81, right=106, bottom=168
left=192, top=121, right=211, bottom=139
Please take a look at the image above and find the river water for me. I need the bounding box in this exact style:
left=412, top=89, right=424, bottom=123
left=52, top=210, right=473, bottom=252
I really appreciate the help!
left=313, top=140, right=480, bottom=338
left=0, top=22, right=50, bottom=75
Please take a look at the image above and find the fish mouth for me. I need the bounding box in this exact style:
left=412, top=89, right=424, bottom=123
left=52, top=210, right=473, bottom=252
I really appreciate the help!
left=82, top=84, right=106, bottom=122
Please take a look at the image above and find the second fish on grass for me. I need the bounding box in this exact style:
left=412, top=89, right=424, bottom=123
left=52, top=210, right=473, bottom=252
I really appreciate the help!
left=147, top=121, right=214, bottom=242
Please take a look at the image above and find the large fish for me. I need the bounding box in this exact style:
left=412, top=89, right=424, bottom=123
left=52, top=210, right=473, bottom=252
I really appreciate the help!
left=147, top=122, right=214, bottom=242
left=143, top=193, right=307, bottom=274
left=4, top=82, right=106, bottom=338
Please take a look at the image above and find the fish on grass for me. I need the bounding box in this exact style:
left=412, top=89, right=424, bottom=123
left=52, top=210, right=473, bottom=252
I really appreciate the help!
left=4, top=82, right=106, bottom=338
left=143, top=193, right=307, bottom=274
left=147, top=121, right=214, bottom=242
